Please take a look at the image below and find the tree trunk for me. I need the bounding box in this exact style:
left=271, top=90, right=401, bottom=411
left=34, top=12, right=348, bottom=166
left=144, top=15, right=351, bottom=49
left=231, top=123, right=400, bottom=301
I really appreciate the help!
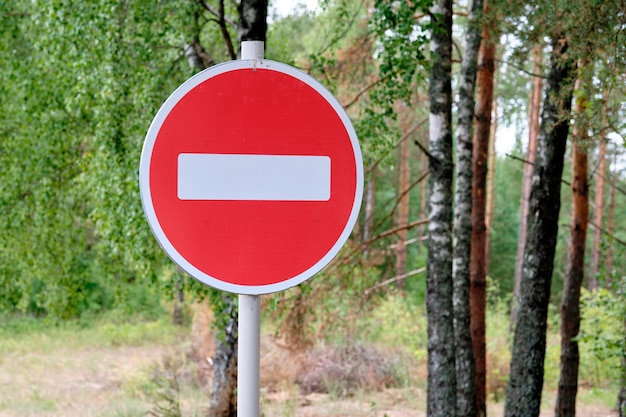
left=590, top=90, right=608, bottom=289
left=606, top=169, right=616, bottom=287
left=511, top=44, right=542, bottom=330
left=209, top=295, right=238, bottom=417
left=504, top=36, right=575, bottom=417
left=617, top=317, right=626, bottom=417
left=555, top=69, right=589, bottom=417
left=453, top=0, right=482, bottom=414
left=172, top=272, right=185, bottom=326
left=237, top=0, right=268, bottom=46
left=485, top=77, right=497, bottom=279
left=363, top=171, right=376, bottom=257
left=396, top=133, right=411, bottom=285
left=426, top=0, right=456, bottom=415
left=470, top=1, right=496, bottom=414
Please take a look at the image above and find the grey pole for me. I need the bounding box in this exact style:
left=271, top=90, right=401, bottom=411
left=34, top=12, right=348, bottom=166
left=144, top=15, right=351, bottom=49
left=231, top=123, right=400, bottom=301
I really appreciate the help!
left=237, top=40, right=264, bottom=417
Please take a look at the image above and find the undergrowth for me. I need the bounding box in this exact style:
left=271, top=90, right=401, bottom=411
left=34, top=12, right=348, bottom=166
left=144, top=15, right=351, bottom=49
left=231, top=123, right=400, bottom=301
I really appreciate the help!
left=1, top=283, right=621, bottom=415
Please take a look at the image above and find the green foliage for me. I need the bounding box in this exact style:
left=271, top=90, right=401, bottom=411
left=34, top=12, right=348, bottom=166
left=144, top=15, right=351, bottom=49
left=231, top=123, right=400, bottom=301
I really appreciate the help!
left=485, top=289, right=512, bottom=402
left=488, top=154, right=523, bottom=296
left=266, top=6, right=316, bottom=65
left=357, top=0, right=431, bottom=165
left=0, top=0, right=226, bottom=319
left=361, top=293, right=428, bottom=361
left=578, top=285, right=626, bottom=386
left=371, top=0, right=430, bottom=104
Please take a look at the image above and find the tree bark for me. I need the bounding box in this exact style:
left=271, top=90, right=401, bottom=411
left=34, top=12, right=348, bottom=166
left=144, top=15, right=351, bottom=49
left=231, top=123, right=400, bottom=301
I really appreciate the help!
left=485, top=77, right=497, bottom=279
left=396, top=133, right=411, bottom=285
left=426, top=0, right=456, bottom=415
left=589, top=90, right=608, bottom=289
left=511, top=44, right=542, bottom=330
left=453, top=0, right=482, bottom=414
left=363, top=171, right=376, bottom=258
left=606, top=169, right=616, bottom=287
left=504, top=36, right=575, bottom=417
left=555, top=69, right=589, bottom=417
left=470, top=1, right=496, bottom=414
left=172, top=272, right=185, bottom=326
left=209, top=295, right=238, bottom=417
left=617, top=317, right=626, bottom=417
left=237, top=0, right=267, bottom=46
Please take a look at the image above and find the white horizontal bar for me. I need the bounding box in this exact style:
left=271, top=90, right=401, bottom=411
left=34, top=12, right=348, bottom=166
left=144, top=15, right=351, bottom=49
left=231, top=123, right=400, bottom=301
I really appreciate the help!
left=177, top=153, right=331, bottom=201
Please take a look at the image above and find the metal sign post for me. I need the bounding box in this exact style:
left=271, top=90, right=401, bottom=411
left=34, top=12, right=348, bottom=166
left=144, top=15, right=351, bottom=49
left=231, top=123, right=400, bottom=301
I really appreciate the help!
left=237, top=41, right=264, bottom=417
left=140, top=37, right=363, bottom=417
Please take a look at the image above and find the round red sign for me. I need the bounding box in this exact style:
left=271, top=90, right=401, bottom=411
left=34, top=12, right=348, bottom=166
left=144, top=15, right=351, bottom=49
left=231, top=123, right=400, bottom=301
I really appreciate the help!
left=140, top=60, right=363, bottom=294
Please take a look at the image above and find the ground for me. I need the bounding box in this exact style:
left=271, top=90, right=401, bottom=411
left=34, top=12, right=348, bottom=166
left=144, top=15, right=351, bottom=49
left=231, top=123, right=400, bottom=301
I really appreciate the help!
left=0, top=321, right=618, bottom=417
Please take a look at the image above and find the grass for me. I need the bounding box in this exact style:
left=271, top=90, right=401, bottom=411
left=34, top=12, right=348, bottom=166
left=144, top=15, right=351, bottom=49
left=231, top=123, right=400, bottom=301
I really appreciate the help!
left=0, top=295, right=621, bottom=417
left=0, top=313, right=184, bottom=352
left=0, top=311, right=192, bottom=417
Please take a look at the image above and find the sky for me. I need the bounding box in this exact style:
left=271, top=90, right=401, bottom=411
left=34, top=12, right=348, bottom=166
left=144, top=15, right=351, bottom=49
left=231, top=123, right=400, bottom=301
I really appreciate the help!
left=270, top=0, right=319, bottom=16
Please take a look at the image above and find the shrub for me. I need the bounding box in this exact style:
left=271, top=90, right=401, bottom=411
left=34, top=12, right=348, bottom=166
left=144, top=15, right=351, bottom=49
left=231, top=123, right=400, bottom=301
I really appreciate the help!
left=295, top=342, right=405, bottom=397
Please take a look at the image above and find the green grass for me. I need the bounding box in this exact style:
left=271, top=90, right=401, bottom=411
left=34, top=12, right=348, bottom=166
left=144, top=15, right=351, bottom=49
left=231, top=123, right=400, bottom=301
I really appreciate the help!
left=0, top=312, right=187, bottom=355
left=577, top=386, right=618, bottom=409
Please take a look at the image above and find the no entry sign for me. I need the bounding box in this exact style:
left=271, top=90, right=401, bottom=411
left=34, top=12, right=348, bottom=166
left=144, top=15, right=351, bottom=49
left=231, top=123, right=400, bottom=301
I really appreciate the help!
left=140, top=59, right=363, bottom=294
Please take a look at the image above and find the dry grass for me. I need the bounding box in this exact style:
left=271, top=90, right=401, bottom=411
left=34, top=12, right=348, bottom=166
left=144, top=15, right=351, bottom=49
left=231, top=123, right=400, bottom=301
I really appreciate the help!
left=0, top=318, right=619, bottom=417
left=294, top=342, right=406, bottom=396
left=0, top=342, right=168, bottom=416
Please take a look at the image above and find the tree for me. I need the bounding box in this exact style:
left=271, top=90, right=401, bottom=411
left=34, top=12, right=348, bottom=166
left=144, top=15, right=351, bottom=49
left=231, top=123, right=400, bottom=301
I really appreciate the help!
left=395, top=107, right=413, bottom=284
left=470, top=1, right=497, bottom=414
left=555, top=64, right=590, bottom=417
left=504, top=35, right=575, bottom=417
left=0, top=0, right=192, bottom=318
left=511, top=44, right=542, bottom=329
left=426, top=0, right=456, bottom=415
left=452, top=0, right=483, bottom=414
left=589, top=90, right=609, bottom=289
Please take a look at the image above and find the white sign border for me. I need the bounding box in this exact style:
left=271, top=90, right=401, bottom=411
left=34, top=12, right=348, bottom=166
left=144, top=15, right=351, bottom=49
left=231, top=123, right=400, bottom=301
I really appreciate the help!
left=140, top=59, right=364, bottom=295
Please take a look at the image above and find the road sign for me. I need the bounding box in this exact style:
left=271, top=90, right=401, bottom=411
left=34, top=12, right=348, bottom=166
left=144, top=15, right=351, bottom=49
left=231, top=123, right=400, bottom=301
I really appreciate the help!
left=140, top=59, right=363, bottom=294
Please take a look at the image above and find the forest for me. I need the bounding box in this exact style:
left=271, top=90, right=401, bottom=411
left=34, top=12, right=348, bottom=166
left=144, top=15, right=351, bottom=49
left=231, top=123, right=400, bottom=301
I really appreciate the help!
left=0, top=0, right=625, bottom=417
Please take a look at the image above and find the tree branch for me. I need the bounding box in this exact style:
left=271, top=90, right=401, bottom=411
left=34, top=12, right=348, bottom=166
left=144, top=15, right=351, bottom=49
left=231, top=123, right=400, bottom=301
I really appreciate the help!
left=366, top=116, right=430, bottom=175
left=363, top=267, right=426, bottom=295
left=198, top=0, right=236, bottom=60
left=197, top=0, right=236, bottom=26
left=373, top=218, right=430, bottom=241
left=370, top=169, right=429, bottom=234
left=325, top=218, right=430, bottom=277
left=342, top=78, right=383, bottom=109
left=414, top=137, right=434, bottom=161
left=506, top=153, right=534, bottom=166
left=6, top=11, right=30, bottom=17
left=588, top=220, right=626, bottom=247
left=496, top=58, right=547, bottom=79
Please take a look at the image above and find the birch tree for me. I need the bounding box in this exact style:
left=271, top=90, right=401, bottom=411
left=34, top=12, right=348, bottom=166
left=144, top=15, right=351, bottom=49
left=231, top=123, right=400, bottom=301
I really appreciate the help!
left=426, top=0, right=456, bottom=415
left=452, top=0, right=483, bottom=414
